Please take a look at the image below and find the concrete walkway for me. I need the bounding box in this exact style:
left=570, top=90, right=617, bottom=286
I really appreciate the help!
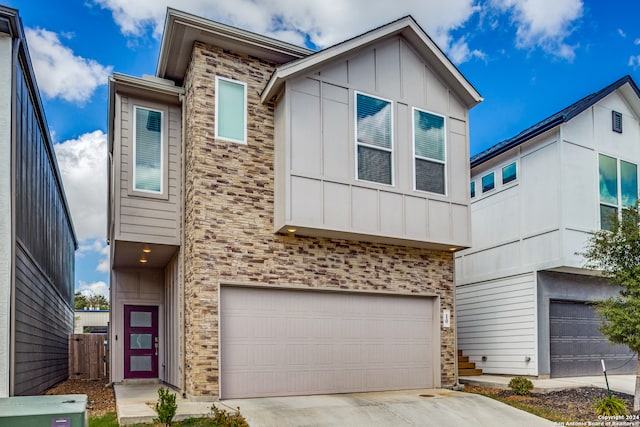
left=460, top=374, right=636, bottom=395
left=114, top=383, right=212, bottom=426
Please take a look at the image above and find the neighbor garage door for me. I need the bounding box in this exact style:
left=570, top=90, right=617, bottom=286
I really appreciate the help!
left=220, top=287, right=437, bottom=399
left=550, top=300, right=635, bottom=377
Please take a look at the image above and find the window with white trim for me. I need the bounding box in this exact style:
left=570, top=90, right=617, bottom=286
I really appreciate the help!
left=482, top=172, right=495, bottom=193
left=470, top=181, right=476, bottom=198
left=413, top=108, right=446, bottom=194
left=215, top=76, right=247, bottom=144
left=599, top=154, right=638, bottom=230
left=502, top=162, right=517, bottom=184
left=133, top=106, right=163, bottom=194
left=355, top=92, right=393, bottom=185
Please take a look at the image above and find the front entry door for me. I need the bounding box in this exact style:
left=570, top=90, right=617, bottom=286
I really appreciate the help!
left=124, top=305, right=158, bottom=379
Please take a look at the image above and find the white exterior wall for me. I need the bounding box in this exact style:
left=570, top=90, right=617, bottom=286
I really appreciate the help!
left=0, top=33, right=12, bottom=399
left=275, top=36, right=471, bottom=249
left=456, top=134, right=562, bottom=284
left=74, top=311, right=109, bottom=333
left=457, top=273, right=537, bottom=376
left=110, top=268, right=164, bottom=383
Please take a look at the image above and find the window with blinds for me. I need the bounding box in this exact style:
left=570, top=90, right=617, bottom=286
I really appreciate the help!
left=216, top=76, right=247, bottom=144
left=413, top=108, right=445, bottom=194
left=134, top=106, right=163, bottom=194
left=356, top=92, right=393, bottom=185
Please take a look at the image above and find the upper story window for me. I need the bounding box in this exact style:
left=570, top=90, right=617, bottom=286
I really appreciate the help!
left=470, top=181, right=476, bottom=198
left=133, top=106, right=163, bottom=194
left=502, top=162, right=517, bottom=184
left=612, top=111, right=623, bottom=133
left=355, top=92, right=393, bottom=185
left=599, top=153, right=638, bottom=230
left=215, top=76, right=247, bottom=144
left=482, top=172, right=495, bottom=193
left=413, top=108, right=446, bottom=194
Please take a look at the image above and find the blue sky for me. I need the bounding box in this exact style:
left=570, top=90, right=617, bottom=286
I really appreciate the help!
left=5, top=0, right=640, bottom=299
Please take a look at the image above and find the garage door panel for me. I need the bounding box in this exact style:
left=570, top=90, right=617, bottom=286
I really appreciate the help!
left=550, top=301, right=635, bottom=377
left=221, top=287, right=436, bottom=398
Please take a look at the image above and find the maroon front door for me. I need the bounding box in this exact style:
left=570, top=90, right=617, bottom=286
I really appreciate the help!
left=124, top=305, right=158, bottom=379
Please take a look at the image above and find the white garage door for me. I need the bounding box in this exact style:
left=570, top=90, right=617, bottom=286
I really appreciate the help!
left=220, top=287, right=437, bottom=399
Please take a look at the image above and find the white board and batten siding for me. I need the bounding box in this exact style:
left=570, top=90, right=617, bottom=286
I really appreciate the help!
left=113, top=93, right=181, bottom=246
left=457, top=273, right=538, bottom=376
left=274, top=36, right=471, bottom=249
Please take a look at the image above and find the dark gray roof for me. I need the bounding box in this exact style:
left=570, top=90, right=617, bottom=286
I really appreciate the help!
left=471, top=75, right=640, bottom=168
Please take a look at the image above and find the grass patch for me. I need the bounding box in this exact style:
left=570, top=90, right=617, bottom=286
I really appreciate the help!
left=466, top=387, right=569, bottom=423
left=89, top=412, right=118, bottom=427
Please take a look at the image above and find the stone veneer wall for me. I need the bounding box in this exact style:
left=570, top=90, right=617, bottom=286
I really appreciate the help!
left=183, top=41, right=456, bottom=397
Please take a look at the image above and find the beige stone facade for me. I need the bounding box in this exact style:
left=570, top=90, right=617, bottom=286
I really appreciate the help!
left=182, top=42, right=456, bottom=397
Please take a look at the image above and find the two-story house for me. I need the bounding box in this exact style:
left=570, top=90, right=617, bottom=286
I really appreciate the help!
left=455, top=76, right=640, bottom=379
left=0, top=6, right=77, bottom=397
left=107, top=8, right=482, bottom=399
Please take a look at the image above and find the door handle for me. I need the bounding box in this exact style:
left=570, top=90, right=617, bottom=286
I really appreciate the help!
left=154, top=336, right=159, bottom=356
left=155, top=342, right=158, bottom=356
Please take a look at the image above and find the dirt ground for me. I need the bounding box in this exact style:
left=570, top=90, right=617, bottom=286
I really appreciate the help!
left=46, top=378, right=116, bottom=416
left=465, top=385, right=636, bottom=422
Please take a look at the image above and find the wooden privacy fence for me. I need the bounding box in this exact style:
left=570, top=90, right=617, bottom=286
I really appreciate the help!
left=69, top=334, right=109, bottom=380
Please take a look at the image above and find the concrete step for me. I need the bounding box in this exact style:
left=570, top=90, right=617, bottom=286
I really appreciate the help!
left=459, top=368, right=483, bottom=376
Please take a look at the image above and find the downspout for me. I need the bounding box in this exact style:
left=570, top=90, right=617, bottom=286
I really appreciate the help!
left=179, top=92, right=187, bottom=398
left=8, top=35, right=20, bottom=398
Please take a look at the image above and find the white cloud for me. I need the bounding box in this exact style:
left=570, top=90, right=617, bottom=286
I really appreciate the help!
left=78, top=280, right=110, bottom=299
left=629, top=55, right=640, bottom=69
left=25, top=28, right=112, bottom=103
left=635, top=38, right=640, bottom=46
left=91, top=0, right=481, bottom=63
left=490, top=0, right=583, bottom=60
left=77, top=238, right=110, bottom=273
left=449, top=37, right=486, bottom=64
left=618, top=28, right=627, bottom=38
left=53, top=130, right=107, bottom=240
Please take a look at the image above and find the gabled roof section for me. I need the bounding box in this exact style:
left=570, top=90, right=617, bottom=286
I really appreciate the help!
left=261, top=16, right=483, bottom=108
left=157, top=8, right=314, bottom=85
left=471, top=75, right=640, bottom=168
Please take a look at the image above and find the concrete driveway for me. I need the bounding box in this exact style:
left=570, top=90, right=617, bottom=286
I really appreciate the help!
left=220, top=389, right=556, bottom=427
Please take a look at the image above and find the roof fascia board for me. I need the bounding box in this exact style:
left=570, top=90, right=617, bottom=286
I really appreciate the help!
left=156, top=8, right=312, bottom=78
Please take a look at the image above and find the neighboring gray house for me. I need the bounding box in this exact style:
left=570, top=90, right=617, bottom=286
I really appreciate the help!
left=108, top=9, right=482, bottom=399
left=455, top=76, right=640, bottom=378
left=0, top=6, right=77, bottom=396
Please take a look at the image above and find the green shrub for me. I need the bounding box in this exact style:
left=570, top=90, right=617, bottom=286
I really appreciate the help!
left=210, top=404, right=249, bottom=427
left=594, top=395, right=629, bottom=417
left=154, top=387, right=178, bottom=426
left=508, top=376, right=534, bottom=396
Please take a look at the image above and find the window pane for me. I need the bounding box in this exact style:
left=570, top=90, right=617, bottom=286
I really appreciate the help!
left=357, top=94, right=391, bottom=149
left=470, top=181, right=475, bottom=198
left=130, top=334, right=152, bottom=350
left=502, top=162, right=517, bottom=184
left=130, top=356, right=152, bottom=372
left=135, top=108, right=162, bottom=192
left=599, top=154, right=617, bottom=205
left=482, top=172, right=494, bottom=193
left=414, top=109, right=444, bottom=161
left=600, top=204, right=617, bottom=231
left=357, top=145, right=391, bottom=185
left=218, top=79, right=245, bottom=142
left=415, top=159, right=444, bottom=194
left=130, top=311, right=152, bottom=327
left=621, top=160, right=637, bottom=207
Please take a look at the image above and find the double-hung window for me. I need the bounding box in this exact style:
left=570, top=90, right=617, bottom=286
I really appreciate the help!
left=355, top=92, right=393, bottom=185
left=215, top=76, right=247, bottom=144
left=413, top=108, right=446, bottom=194
left=599, top=153, right=638, bottom=230
left=133, top=106, right=163, bottom=194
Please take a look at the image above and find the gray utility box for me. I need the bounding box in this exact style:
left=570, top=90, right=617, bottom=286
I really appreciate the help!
left=0, top=394, right=88, bottom=426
